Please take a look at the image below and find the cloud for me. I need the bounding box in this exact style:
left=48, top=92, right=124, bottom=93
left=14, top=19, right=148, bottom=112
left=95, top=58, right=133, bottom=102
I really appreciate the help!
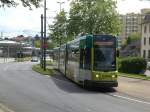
left=1, top=0, right=150, bottom=38
left=117, top=0, right=150, bottom=14
left=0, top=0, right=70, bottom=37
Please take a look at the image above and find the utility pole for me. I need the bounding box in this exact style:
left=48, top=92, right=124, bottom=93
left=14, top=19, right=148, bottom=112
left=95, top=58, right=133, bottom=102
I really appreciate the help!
left=57, top=2, right=65, bottom=13
left=57, top=1, right=65, bottom=69
left=40, top=14, right=44, bottom=68
left=0, top=32, right=3, bottom=39
left=43, top=0, right=47, bottom=71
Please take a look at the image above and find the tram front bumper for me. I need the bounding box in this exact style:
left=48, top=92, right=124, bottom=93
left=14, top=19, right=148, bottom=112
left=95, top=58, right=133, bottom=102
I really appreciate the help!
left=84, top=80, right=118, bottom=87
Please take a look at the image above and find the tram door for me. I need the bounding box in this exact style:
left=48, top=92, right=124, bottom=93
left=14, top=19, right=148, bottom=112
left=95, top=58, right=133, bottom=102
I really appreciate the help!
left=79, top=48, right=91, bottom=81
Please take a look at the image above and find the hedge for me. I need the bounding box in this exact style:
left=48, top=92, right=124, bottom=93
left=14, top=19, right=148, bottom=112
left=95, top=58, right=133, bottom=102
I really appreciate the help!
left=118, top=57, right=147, bottom=74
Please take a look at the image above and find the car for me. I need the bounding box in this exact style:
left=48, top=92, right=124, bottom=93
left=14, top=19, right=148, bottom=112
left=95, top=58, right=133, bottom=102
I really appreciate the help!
left=31, top=56, right=38, bottom=62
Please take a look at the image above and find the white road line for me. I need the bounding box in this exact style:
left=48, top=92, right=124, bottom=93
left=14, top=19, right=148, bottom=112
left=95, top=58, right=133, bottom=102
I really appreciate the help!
left=45, top=75, right=50, bottom=77
left=45, top=73, right=150, bottom=106
left=0, top=103, right=15, bottom=112
left=112, top=94, right=150, bottom=105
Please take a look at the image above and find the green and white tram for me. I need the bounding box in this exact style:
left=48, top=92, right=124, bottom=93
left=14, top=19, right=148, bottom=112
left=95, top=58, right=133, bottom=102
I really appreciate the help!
left=53, top=34, right=118, bottom=87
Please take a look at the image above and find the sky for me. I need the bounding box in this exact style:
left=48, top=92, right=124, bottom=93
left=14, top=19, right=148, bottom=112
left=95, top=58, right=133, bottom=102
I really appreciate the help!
left=0, top=0, right=150, bottom=38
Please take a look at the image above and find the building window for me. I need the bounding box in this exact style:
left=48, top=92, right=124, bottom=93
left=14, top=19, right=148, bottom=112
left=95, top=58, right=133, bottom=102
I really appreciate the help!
left=144, top=38, right=146, bottom=45
left=143, top=50, right=146, bottom=58
left=144, top=26, right=147, bottom=33
left=149, top=25, right=150, bottom=32
left=148, top=50, right=150, bottom=59
left=149, top=37, right=150, bottom=45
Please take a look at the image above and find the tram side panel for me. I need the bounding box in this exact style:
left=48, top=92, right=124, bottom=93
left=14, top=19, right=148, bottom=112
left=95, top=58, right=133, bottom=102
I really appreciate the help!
left=78, top=48, right=92, bottom=84
left=65, top=43, right=80, bottom=83
left=59, top=46, right=66, bottom=75
left=53, top=49, right=59, bottom=69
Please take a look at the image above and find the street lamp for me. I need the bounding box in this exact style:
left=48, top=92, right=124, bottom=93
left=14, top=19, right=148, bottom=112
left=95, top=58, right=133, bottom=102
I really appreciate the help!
left=57, top=1, right=65, bottom=69
left=57, top=2, right=65, bottom=12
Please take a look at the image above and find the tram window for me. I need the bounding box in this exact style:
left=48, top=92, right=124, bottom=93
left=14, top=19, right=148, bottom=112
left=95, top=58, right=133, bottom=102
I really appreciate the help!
left=84, top=48, right=91, bottom=70
left=80, top=49, right=84, bottom=69
left=80, top=48, right=91, bottom=70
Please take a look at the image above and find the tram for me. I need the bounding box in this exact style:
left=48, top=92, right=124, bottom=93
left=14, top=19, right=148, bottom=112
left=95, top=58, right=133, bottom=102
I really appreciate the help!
left=53, top=34, right=118, bottom=87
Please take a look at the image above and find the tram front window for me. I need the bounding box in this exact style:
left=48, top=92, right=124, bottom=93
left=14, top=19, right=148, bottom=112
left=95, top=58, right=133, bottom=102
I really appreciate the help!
left=94, top=48, right=116, bottom=71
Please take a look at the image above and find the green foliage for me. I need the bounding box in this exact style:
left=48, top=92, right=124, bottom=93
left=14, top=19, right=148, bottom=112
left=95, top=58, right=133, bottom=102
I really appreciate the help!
left=126, top=36, right=131, bottom=45
left=32, top=64, right=53, bottom=75
left=0, top=0, right=41, bottom=8
left=34, top=39, right=56, bottom=49
left=34, top=40, right=40, bottom=48
left=49, top=0, right=121, bottom=46
left=68, top=0, right=121, bottom=36
left=47, top=41, right=56, bottom=49
left=125, top=33, right=141, bottom=45
left=118, top=57, right=147, bottom=74
left=49, top=10, right=68, bottom=46
left=129, top=33, right=141, bottom=41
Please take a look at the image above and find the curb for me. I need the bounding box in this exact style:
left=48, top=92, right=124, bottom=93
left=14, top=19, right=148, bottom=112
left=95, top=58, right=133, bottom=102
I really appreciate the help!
left=119, top=74, right=150, bottom=81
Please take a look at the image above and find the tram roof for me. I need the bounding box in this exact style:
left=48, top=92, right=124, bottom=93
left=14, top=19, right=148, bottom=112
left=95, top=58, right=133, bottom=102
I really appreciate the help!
left=0, top=40, right=20, bottom=46
left=67, top=34, right=92, bottom=44
left=53, top=34, right=115, bottom=50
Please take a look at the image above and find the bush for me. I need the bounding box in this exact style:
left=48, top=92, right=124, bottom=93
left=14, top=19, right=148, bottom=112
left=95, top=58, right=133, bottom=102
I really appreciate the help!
left=118, top=57, right=147, bottom=74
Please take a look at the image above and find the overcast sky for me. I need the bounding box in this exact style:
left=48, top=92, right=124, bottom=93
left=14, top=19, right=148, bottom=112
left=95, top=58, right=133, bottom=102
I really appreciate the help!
left=0, top=0, right=150, bottom=38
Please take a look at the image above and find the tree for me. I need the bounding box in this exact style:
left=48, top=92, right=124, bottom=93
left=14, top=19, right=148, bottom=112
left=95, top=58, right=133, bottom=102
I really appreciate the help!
left=49, top=0, right=121, bottom=47
left=125, top=32, right=141, bottom=45
left=68, top=0, right=121, bottom=37
left=128, top=32, right=141, bottom=42
left=49, top=10, right=68, bottom=47
left=34, top=40, right=40, bottom=48
left=0, top=0, right=42, bottom=8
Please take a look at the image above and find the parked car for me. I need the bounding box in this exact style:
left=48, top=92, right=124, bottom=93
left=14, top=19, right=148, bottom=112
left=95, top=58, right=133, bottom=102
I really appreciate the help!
left=147, top=62, right=150, bottom=70
left=31, top=56, right=38, bottom=62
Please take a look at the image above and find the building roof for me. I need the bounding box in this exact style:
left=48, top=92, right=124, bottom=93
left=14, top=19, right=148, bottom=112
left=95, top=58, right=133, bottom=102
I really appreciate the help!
left=0, top=40, right=20, bottom=46
left=143, top=13, right=150, bottom=23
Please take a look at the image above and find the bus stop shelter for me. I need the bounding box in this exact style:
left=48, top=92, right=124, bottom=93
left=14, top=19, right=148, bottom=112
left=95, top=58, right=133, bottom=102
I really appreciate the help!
left=0, top=40, right=22, bottom=58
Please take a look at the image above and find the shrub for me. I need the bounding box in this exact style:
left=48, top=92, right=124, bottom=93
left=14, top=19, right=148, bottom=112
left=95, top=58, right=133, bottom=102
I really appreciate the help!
left=118, top=57, right=147, bottom=74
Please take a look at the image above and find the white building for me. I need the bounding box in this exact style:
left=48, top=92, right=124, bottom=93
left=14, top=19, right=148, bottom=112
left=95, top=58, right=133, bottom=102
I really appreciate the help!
left=119, top=13, right=142, bottom=44
left=141, top=13, right=150, bottom=60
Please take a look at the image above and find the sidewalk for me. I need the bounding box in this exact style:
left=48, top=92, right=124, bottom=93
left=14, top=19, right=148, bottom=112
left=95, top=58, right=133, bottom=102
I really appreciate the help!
left=117, top=76, right=150, bottom=102
left=0, top=58, right=15, bottom=64
left=144, top=70, right=150, bottom=77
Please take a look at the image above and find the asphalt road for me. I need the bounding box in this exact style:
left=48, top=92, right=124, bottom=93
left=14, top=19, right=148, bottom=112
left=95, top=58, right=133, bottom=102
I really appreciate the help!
left=0, top=62, right=150, bottom=112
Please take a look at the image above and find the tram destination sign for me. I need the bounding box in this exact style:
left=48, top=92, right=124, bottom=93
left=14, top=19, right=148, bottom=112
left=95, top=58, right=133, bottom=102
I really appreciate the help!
left=94, top=41, right=114, bottom=46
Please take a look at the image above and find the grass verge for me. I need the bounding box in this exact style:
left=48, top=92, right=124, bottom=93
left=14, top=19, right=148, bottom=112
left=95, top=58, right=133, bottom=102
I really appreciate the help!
left=119, top=72, right=150, bottom=81
left=46, top=61, right=53, bottom=66
left=15, top=57, right=32, bottom=62
left=32, top=64, right=53, bottom=76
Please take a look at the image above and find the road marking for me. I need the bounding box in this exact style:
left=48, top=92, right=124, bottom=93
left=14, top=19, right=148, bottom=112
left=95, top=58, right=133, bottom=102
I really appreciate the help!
left=0, top=103, right=15, bottom=112
left=45, top=72, right=150, bottom=106
left=112, top=94, right=150, bottom=105
left=45, top=75, right=50, bottom=77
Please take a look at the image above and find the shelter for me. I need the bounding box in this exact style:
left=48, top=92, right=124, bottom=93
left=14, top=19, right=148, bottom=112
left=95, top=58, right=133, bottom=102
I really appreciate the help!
left=0, top=40, right=22, bottom=57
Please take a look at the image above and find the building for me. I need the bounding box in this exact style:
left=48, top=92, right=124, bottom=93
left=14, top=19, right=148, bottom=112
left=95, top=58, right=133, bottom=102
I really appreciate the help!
left=141, top=8, right=150, bottom=15
left=119, top=13, right=142, bottom=44
left=141, top=13, right=150, bottom=60
left=0, top=40, right=21, bottom=57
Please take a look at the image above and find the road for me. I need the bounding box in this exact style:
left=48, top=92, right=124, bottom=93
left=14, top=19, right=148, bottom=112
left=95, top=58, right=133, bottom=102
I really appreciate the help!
left=117, top=77, right=150, bottom=102
left=0, top=62, right=149, bottom=112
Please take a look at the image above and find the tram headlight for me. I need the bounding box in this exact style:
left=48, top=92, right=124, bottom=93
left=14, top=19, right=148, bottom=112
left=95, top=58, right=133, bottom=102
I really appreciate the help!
left=96, top=74, right=99, bottom=78
left=112, top=75, right=115, bottom=78
left=115, top=71, right=118, bottom=73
